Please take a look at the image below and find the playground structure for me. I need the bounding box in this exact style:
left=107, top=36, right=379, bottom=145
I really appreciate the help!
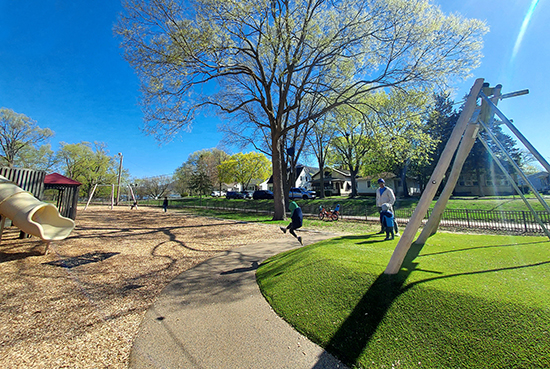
left=0, top=170, right=76, bottom=252
left=385, top=78, right=550, bottom=275
left=84, top=182, right=139, bottom=210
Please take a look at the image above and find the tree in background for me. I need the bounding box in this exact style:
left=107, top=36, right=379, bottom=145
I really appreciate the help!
left=190, top=148, right=229, bottom=192
left=330, top=98, right=383, bottom=198
left=173, top=148, right=229, bottom=196
left=218, top=152, right=271, bottom=190
left=16, top=144, right=59, bottom=172
left=173, top=162, right=194, bottom=196
left=463, top=119, right=523, bottom=196
left=116, top=0, right=487, bottom=219
left=134, top=175, right=172, bottom=199
left=189, top=172, right=212, bottom=198
left=409, top=93, right=460, bottom=192
left=55, top=142, right=123, bottom=198
left=0, top=108, right=54, bottom=168
left=373, top=90, right=436, bottom=197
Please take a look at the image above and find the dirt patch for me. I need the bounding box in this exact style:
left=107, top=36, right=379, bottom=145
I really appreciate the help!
left=0, top=206, right=280, bottom=368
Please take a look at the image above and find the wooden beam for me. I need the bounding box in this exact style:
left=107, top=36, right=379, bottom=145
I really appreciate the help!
left=416, top=84, right=502, bottom=244
left=384, top=78, right=485, bottom=275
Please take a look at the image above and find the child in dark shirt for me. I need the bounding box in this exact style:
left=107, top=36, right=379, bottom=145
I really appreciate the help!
left=380, top=203, right=395, bottom=240
left=280, top=201, right=303, bottom=245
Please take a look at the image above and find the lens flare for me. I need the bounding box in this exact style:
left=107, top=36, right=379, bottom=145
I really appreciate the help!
left=512, top=0, right=540, bottom=60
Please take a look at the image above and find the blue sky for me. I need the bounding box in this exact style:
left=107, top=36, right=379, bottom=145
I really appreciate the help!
left=0, top=0, right=548, bottom=179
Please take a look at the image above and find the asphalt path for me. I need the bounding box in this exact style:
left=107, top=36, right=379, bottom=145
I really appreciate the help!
left=129, top=227, right=348, bottom=369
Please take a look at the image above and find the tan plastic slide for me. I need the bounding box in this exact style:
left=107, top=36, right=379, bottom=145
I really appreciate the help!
left=0, top=175, right=75, bottom=241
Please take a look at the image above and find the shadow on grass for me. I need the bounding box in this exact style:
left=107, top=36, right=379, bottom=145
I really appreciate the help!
left=319, top=236, right=550, bottom=367
left=420, top=239, right=549, bottom=257
left=321, top=241, right=424, bottom=366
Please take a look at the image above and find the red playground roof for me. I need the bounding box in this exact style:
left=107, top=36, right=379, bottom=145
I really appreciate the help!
left=45, top=173, right=82, bottom=186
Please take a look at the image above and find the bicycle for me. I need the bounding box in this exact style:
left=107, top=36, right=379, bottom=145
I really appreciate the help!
left=318, top=204, right=340, bottom=221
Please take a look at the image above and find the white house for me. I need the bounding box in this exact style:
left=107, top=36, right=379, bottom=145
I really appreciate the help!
left=263, top=165, right=318, bottom=192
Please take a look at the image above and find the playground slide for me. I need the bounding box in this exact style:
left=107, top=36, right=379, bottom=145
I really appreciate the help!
left=0, top=175, right=75, bottom=241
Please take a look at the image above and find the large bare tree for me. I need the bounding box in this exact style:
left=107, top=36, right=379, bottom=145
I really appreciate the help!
left=116, top=0, right=487, bottom=219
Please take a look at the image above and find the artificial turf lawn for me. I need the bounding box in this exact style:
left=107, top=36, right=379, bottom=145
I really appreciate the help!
left=256, top=232, right=550, bottom=368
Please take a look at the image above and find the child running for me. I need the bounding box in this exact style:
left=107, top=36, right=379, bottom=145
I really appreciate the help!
left=280, top=200, right=303, bottom=245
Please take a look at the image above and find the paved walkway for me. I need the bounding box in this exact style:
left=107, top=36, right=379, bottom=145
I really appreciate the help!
left=129, top=227, right=348, bottom=369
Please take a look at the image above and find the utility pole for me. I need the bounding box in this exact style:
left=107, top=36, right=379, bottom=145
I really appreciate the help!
left=116, top=153, right=123, bottom=206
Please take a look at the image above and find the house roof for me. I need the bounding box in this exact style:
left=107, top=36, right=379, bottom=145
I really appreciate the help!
left=44, top=173, right=82, bottom=186
left=266, top=165, right=318, bottom=184
left=359, top=172, right=397, bottom=181
left=312, top=167, right=351, bottom=179
left=528, top=171, right=549, bottom=179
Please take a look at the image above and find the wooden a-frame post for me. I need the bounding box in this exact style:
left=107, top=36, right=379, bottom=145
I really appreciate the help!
left=415, top=83, right=502, bottom=244
left=384, top=78, right=485, bottom=275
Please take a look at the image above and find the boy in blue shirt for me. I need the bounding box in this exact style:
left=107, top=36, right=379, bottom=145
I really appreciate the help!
left=380, top=203, right=395, bottom=240
left=280, top=201, right=303, bottom=245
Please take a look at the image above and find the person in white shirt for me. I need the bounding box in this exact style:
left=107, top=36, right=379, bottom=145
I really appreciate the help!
left=375, top=178, right=399, bottom=236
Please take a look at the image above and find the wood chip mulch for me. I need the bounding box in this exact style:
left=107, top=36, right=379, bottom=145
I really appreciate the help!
left=0, top=205, right=280, bottom=368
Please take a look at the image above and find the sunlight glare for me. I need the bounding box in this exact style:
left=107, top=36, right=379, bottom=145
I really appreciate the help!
left=512, top=0, right=540, bottom=61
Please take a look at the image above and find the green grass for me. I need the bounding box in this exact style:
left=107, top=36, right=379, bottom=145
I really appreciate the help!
left=178, top=207, right=378, bottom=234
left=166, top=194, right=550, bottom=217
left=256, top=232, right=550, bottom=368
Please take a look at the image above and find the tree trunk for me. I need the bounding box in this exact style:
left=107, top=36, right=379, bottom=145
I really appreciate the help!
left=349, top=168, right=358, bottom=198
left=476, top=167, right=485, bottom=197
left=319, top=160, right=325, bottom=198
left=399, top=166, right=410, bottom=198
left=272, top=136, right=286, bottom=220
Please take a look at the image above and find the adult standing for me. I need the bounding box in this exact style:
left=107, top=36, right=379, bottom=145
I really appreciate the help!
left=375, top=178, right=399, bottom=235
left=162, top=196, right=168, bottom=212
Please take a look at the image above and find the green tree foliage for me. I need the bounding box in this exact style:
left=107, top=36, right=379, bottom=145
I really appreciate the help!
left=373, top=90, right=436, bottom=196
left=218, top=152, right=271, bottom=190
left=116, top=0, right=487, bottom=218
left=173, top=163, right=194, bottom=196
left=55, top=142, right=121, bottom=197
left=0, top=108, right=54, bottom=168
left=464, top=119, right=523, bottom=196
left=189, top=171, right=212, bottom=198
left=409, top=92, right=460, bottom=192
left=330, top=103, right=381, bottom=198
left=173, top=148, right=229, bottom=196
left=16, top=144, right=59, bottom=172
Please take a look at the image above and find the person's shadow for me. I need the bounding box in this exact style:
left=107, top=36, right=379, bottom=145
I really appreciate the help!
left=322, top=241, right=425, bottom=363
left=220, top=261, right=259, bottom=275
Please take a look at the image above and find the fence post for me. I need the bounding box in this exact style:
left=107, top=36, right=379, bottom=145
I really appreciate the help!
left=522, top=211, right=527, bottom=233
left=466, top=209, right=470, bottom=228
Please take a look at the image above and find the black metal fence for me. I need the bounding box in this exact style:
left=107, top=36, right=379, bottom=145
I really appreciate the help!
left=393, top=208, right=550, bottom=234
left=150, top=198, right=550, bottom=235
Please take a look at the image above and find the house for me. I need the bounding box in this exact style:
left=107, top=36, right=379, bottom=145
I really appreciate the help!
left=454, top=170, right=516, bottom=196
left=357, top=172, right=420, bottom=197
left=310, top=167, right=353, bottom=196
left=262, top=165, right=317, bottom=192
left=518, top=171, right=550, bottom=194
left=221, top=181, right=263, bottom=192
